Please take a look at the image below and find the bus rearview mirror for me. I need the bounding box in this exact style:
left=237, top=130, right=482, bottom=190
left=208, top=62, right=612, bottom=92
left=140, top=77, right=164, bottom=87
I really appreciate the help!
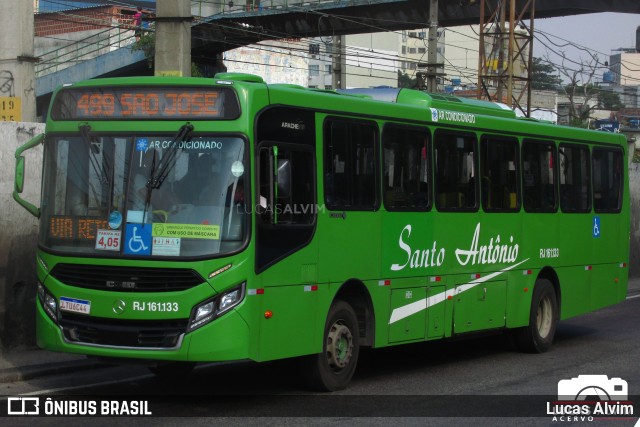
left=15, top=156, right=25, bottom=194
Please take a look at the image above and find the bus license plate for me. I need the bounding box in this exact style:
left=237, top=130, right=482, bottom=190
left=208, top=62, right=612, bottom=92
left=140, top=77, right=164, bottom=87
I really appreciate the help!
left=59, top=296, right=91, bottom=315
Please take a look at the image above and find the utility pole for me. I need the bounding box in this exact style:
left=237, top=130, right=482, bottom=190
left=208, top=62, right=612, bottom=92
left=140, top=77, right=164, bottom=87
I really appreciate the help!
left=331, top=35, right=346, bottom=89
left=477, top=0, right=535, bottom=116
left=0, top=0, right=37, bottom=121
left=426, top=0, right=443, bottom=92
left=155, top=0, right=192, bottom=77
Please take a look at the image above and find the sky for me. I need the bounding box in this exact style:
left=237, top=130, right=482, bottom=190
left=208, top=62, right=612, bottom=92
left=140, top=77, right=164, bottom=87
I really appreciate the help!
left=534, top=12, right=639, bottom=68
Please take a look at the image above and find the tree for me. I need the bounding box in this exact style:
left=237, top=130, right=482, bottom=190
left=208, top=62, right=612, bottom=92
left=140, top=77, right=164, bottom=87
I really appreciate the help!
left=599, top=89, right=624, bottom=110
left=555, top=52, right=602, bottom=128
left=397, top=70, right=417, bottom=89
left=531, top=57, right=562, bottom=90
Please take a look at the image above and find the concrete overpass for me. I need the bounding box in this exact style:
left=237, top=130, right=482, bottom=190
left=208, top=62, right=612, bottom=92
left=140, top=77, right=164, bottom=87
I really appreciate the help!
left=192, top=0, right=640, bottom=57
left=35, top=0, right=640, bottom=106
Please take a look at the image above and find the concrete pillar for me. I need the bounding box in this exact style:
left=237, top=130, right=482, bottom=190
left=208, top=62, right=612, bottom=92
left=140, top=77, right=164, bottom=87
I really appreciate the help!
left=0, top=0, right=37, bottom=122
left=0, top=122, right=45, bottom=349
left=155, top=0, right=192, bottom=77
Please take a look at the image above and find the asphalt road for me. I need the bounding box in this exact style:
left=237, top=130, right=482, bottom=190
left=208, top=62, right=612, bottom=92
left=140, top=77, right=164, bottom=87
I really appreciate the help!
left=2, top=293, right=640, bottom=426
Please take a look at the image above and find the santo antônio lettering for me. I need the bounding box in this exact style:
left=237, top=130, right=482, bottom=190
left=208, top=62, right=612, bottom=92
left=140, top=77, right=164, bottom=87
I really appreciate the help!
left=390, top=222, right=520, bottom=271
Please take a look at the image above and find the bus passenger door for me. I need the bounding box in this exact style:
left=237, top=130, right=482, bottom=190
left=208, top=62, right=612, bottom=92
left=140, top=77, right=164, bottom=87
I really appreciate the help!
left=319, top=118, right=381, bottom=283
left=453, top=280, right=506, bottom=334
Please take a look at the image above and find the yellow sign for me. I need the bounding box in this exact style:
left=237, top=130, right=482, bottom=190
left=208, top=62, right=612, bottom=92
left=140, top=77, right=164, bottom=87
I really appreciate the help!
left=152, top=223, right=220, bottom=240
left=156, top=70, right=183, bottom=77
left=0, top=97, right=21, bottom=121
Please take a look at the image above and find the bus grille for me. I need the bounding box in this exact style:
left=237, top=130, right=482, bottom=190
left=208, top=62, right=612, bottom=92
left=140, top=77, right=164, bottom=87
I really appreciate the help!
left=59, top=313, right=188, bottom=349
left=50, top=264, right=205, bottom=292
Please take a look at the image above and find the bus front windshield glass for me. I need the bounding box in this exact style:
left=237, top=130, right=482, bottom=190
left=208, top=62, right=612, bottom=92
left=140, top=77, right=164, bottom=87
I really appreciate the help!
left=39, top=134, right=248, bottom=258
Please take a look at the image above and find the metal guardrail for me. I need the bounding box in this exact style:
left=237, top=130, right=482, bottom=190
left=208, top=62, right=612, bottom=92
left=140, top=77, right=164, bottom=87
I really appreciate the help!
left=35, top=25, right=143, bottom=78
left=191, top=0, right=355, bottom=16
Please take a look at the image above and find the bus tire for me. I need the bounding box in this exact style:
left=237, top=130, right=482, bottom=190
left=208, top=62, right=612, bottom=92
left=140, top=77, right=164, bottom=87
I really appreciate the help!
left=304, top=300, right=360, bottom=391
left=513, top=279, right=558, bottom=353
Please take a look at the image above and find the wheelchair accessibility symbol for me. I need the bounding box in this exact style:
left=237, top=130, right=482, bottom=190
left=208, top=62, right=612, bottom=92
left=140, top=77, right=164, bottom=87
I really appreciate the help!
left=593, top=216, right=601, bottom=238
left=124, top=223, right=151, bottom=255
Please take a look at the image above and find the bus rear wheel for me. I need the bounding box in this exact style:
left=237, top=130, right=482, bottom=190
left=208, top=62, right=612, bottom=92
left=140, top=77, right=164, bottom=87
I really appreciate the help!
left=513, top=279, right=558, bottom=353
left=304, top=300, right=360, bottom=391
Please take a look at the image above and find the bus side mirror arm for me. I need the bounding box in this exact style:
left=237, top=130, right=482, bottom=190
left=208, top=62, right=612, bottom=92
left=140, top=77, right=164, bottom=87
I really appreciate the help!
left=271, top=146, right=277, bottom=225
left=13, top=133, right=44, bottom=218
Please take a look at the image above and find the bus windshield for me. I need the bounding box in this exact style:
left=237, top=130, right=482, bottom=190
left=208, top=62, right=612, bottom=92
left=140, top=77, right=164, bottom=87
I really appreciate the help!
left=39, top=134, right=248, bottom=258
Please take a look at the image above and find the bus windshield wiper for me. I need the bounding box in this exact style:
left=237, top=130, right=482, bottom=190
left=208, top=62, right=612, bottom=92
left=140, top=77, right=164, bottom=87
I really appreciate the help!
left=79, top=123, right=111, bottom=185
left=146, top=122, right=194, bottom=190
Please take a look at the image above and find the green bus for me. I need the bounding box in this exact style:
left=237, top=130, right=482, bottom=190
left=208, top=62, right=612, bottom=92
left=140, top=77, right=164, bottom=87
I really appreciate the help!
left=14, top=73, right=629, bottom=391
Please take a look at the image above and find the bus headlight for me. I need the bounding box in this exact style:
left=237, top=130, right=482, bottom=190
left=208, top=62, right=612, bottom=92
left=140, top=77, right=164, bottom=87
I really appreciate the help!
left=37, top=282, right=58, bottom=324
left=218, top=287, right=243, bottom=315
left=188, top=283, right=246, bottom=332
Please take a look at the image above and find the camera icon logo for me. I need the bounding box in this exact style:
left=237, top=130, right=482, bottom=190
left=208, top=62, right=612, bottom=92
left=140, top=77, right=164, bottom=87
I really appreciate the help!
left=558, top=375, right=628, bottom=401
left=7, top=397, right=40, bottom=415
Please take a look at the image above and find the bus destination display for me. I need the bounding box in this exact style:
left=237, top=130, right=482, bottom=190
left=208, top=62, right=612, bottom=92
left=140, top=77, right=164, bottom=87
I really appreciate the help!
left=51, top=86, right=239, bottom=120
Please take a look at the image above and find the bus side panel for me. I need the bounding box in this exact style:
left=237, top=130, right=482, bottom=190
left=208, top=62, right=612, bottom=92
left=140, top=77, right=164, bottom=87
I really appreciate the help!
left=590, top=263, right=627, bottom=311
left=505, top=271, right=535, bottom=329
left=590, top=212, right=627, bottom=310
left=387, top=278, right=428, bottom=343
left=557, top=213, right=593, bottom=320
left=556, top=266, right=591, bottom=320
left=373, top=279, right=452, bottom=347
left=370, top=279, right=393, bottom=347
left=379, top=211, right=436, bottom=347
left=254, top=241, right=322, bottom=361
left=317, top=210, right=382, bottom=284
left=453, top=280, right=506, bottom=334
left=256, top=284, right=320, bottom=361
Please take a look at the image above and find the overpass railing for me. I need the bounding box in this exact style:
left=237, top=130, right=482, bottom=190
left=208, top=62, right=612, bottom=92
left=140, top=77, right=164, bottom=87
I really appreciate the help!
left=191, top=0, right=375, bottom=16
left=35, top=25, right=142, bottom=78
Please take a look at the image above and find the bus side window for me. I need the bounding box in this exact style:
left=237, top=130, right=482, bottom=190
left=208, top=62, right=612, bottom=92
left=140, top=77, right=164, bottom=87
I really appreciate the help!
left=324, top=119, right=379, bottom=211
left=592, top=147, right=623, bottom=212
left=559, top=144, right=591, bottom=213
left=434, top=130, right=478, bottom=211
left=522, top=139, right=557, bottom=212
left=480, top=135, right=519, bottom=212
left=382, top=124, right=430, bottom=211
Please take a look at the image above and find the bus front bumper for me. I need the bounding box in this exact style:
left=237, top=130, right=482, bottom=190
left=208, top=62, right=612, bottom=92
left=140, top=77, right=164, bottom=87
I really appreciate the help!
left=36, top=299, right=252, bottom=363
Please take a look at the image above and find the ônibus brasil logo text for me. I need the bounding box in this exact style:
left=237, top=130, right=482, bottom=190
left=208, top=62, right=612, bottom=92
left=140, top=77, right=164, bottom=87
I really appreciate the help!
left=547, top=375, right=635, bottom=422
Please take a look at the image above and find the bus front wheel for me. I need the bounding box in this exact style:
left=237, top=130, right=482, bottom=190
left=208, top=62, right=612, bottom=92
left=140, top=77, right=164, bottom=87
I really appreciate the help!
left=304, top=300, right=360, bottom=391
left=513, top=279, right=558, bottom=353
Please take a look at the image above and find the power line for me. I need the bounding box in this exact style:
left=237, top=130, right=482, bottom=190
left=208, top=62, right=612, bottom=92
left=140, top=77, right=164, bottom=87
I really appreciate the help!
left=32, top=1, right=640, bottom=95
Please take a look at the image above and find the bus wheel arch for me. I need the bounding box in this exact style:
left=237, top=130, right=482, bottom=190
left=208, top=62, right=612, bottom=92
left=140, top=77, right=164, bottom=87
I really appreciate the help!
left=334, top=279, right=375, bottom=347
left=513, top=271, right=559, bottom=353
left=537, top=267, right=561, bottom=319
